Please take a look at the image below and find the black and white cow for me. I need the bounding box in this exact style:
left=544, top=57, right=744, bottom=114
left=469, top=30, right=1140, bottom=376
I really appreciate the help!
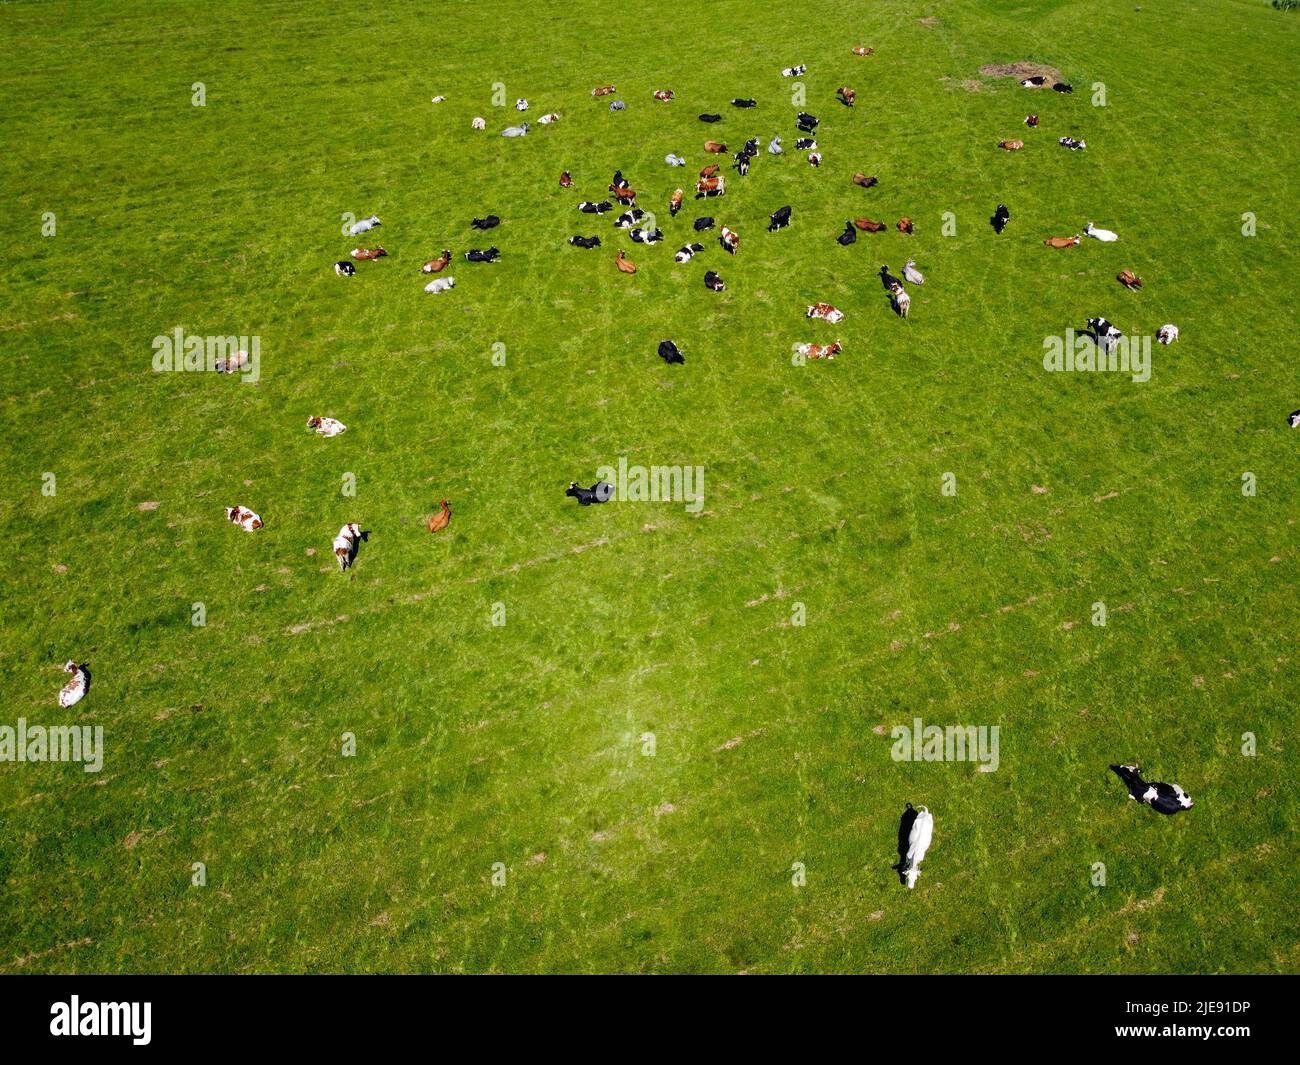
left=1110, top=765, right=1194, bottom=815
left=768, top=205, right=792, bottom=231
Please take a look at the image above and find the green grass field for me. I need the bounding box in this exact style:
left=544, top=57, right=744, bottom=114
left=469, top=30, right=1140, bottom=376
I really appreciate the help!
left=1, top=0, right=1296, bottom=974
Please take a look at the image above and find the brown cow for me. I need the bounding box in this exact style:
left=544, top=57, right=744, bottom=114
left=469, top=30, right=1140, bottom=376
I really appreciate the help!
left=897, top=217, right=914, bottom=234
left=559, top=170, right=573, bottom=187
left=592, top=85, right=616, bottom=97
left=612, top=187, right=637, bottom=204
left=852, top=173, right=879, bottom=189
left=1043, top=235, right=1080, bottom=249
left=837, top=86, right=856, bottom=106
left=616, top=250, right=636, bottom=274
left=999, top=139, right=1024, bottom=151
left=699, top=163, right=720, bottom=178
left=853, top=218, right=886, bottom=232
left=352, top=247, right=387, bottom=260
left=704, top=140, right=727, bottom=153
left=426, top=500, right=451, bottom=533
left=696, top=176, right=723, bottom=194
left=422, top=250, right=452, bottom=273
left=852, top=46, right=873, bottom=56
left=1117, top=270, right=1144, bottom=290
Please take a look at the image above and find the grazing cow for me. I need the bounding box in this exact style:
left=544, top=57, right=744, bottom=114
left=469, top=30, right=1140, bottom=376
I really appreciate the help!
left=1025, top=114, right=1039, bottom=127
left=1085, top=221, right=1118, bottom=242
left=699, top=113, right=722, bottom=123
left=569, top=235, right=601, bottom=249
left=855, top=218, right=886, bottom=232
left=333, top=523, right=365, bottom=572
left=695, top=176, right=726, bottom=199
left=704, top=140, right=728, bottom=154
left=567, top=481, right=613, bottom=505
left=654, top=89, right=674, bottom=101
left=703, top=270, right=725, bottom=291
left=694, top=217, right=715, bottom=231
left=58, top=660, right=89, bottom=707
left=1053, top=82, right=1073, bottom=93
left=902, top=805, right=934, bottom=889
left=1117, top=270, right=1143, bottom=290
left=796, top=341, right=841, bottom=360
left=999, top=139, right=1024, bottom=151
left=464, top=247, right=499, bottom=262
left=423, top=250, right=452, bottom=273
left=852, top=46, right=873, bottom=56
left=472, top=116, right=486, bottom=130
left=658, top=340, right=684, bottom=365
left=719, top=226, right=739, bottom=254
left=897, top=217, right=914, bottom=234
left=807, top=151, right=822, bottom=167
left=225, top=506, right=263, bottom=532
left=349, top=215, right=381, bottom=236
left=426, top=499, right=452, bottom=532
left=501, top=123, right=529, bottom=137
left=515, top=98, right=528, bottom=111
left=806, top=302, right=844, bottom=324
left=879, top=265, right=903, bottom=290
left=665, top=153, right=686, bottom=167
left=991, top=203, right=1010, bottom=233
left=852, top=172, right=878, bottom=188
left=768, top=205, right=792, bottom=231
left=592, top=85, right=616, bottom=97
left=1158, top=324, right=1180, bottom=345
left=352, top=247, right=387, bottom=261
left=615, top=250, right=636, bottom=274
left=424, top=276, right=455, bottom=293
left=630, top=227, right=664, bottom=244
left=781, top=64, right=807, bottom=77
left=334, top=261, right=355, bottom=276
left=768, top=135, right=784, bottom=155
left=1110, top=765, right=1193, bottom=815
left=307, top=416, right=347, bottom=437
left=732, top=98, right=756, bottom=108
left=796, top=112, right=819, bottom=132
left=733, top=153, right=750, bottom=176
left=1086, top=317, right=1122, bottom=353
left=215, top=349, right=249, bottom=374
left=837, top=86, right=856, bottom=106
left=613, top=187, right=637, bottom=205
left=559, top=170, right=573, bottom=187
left=472, top=215, right=501, bottom=230
left=1059, top=136, right=1086, bottom=151
left=700, top=163, right=721, bottom=178
left=837, top=221, right=857, bottom=246
left=579, top=200, right=613, bottom=214
left=670, top=189, right=683, bottom=216
left=674, top=242, right=704, bottom=263
left=890, top=284, right=911, bottom=318
left=1288, top=410, right=1300, bottom=429
left=615, top=209, right=645, bottom=229
left=795, top=137, right=817, bottom=150
left=903, top=258, right=925, bottom=285
left=1043, top=235, right=1080, bottom=249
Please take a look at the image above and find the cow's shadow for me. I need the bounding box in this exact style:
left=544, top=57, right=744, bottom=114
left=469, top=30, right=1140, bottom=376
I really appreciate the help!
left=891, top=803, right=918, bottom=886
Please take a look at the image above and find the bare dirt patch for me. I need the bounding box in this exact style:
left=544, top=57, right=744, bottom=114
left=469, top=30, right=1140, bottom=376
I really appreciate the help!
left=979, top=61, right=1064, bottom=84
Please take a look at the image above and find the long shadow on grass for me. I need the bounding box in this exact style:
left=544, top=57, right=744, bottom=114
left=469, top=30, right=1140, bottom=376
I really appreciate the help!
left=892, top=803, right=919, bottom=887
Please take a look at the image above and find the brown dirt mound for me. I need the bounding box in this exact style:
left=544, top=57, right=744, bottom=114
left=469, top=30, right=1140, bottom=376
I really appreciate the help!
left=979, top=61, right=1064, bottom=83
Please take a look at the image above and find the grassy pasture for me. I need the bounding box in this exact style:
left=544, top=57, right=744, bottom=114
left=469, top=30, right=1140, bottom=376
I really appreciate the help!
left=0, top=0, right=1296, bottom=973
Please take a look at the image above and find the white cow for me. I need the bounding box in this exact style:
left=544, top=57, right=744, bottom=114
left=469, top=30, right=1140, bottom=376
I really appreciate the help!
left=904, top=806, right=934, bottom=889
